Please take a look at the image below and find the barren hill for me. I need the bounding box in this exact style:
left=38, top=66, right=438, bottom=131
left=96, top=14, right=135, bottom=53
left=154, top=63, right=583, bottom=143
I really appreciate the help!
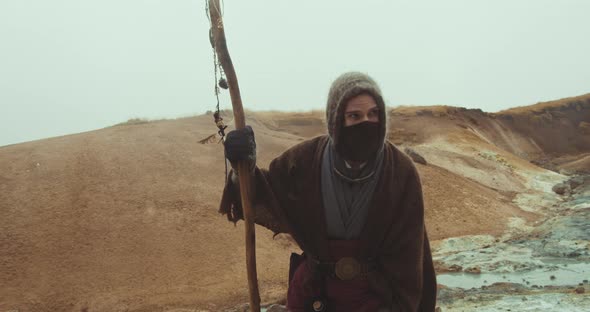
left=0, top=116, right=304, bottom=311
left=1, top=94, right=587, bottom=311
left=389, top=94, right=590, bottom=169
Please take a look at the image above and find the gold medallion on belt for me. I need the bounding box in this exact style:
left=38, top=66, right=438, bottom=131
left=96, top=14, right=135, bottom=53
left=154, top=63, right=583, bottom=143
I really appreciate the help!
left=334, top=257, right=361, bottom=280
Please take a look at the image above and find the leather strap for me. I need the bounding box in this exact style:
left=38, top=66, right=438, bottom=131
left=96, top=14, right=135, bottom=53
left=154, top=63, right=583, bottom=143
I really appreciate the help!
left=308, top=256, right=377, bottom=281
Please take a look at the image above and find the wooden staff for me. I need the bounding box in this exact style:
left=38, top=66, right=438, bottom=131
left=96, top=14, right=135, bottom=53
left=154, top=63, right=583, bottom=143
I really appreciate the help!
left=208, top=1, right=261, bottom=311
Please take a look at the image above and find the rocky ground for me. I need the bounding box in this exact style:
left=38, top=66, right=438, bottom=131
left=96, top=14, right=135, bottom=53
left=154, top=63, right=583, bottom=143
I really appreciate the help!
left=221, top=176, right=590, bottom=312
left=434, top=174, right=590, bottom=311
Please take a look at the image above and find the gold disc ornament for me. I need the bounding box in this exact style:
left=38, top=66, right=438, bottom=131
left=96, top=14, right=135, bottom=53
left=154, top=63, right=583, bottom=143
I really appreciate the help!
left=335, top=257, right=361, bottom=280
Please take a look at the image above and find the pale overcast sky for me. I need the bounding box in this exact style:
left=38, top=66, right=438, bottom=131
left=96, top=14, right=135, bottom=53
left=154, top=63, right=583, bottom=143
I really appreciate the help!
left=1, top=0, right=589, bottom=146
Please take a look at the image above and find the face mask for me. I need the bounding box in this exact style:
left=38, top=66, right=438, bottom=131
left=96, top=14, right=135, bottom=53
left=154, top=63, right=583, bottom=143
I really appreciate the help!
left=336, top=121, right=381, bottom=161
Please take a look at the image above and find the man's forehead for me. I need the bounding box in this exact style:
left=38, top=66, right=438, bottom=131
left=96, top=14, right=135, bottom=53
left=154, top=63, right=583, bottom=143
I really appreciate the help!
left=345, top=94, right=378, bottom=111
left=345, top=103, right=379, bottom=112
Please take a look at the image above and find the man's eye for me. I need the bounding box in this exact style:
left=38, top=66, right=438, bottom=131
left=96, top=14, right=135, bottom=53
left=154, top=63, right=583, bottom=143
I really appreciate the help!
left=347, top=113, right=358, bottom=119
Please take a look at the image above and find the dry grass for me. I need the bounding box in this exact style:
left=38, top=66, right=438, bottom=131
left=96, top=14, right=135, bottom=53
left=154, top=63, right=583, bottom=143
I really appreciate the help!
left=115, top=118, right=151, bottom=126
left=496, top=93, right=590, bottom=115
left=391, top=105, right=455, bottom=115
left=247, top=109, right=325, bottom=120
left=114, top=117, right=171, bottom=126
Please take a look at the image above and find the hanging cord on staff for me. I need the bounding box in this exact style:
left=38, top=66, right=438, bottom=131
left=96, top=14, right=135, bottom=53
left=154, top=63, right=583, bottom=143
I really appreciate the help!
left=207, top=0, right=228, bottom=141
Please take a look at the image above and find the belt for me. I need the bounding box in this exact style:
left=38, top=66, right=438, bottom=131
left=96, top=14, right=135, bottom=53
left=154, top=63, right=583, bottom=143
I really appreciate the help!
left=308, top=257, right=377, bottom=281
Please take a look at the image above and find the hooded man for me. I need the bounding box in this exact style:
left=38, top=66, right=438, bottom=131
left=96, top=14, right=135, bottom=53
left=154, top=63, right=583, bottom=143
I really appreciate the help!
left=221, top=72, right=437, bottom=312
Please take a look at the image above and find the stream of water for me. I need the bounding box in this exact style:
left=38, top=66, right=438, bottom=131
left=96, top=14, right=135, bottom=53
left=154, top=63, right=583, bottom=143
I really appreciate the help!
left=438, top=262, right=590, bottom=289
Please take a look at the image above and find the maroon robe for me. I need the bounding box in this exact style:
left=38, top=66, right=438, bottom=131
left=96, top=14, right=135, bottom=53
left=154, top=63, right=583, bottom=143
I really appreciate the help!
left=220, top=135, right=437, bottom=311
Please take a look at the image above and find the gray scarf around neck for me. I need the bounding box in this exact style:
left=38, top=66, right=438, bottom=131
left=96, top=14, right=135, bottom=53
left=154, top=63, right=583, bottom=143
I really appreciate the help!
left=321, top=139, right=385, bottom=239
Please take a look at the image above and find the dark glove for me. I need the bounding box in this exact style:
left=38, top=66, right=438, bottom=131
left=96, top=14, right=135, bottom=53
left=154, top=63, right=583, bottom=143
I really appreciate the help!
left=224, top=125, right=256, bottom=171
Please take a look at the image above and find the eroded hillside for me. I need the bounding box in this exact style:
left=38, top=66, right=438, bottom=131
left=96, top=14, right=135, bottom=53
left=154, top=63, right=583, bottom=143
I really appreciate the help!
left=390, top=93, right=590, bottom=169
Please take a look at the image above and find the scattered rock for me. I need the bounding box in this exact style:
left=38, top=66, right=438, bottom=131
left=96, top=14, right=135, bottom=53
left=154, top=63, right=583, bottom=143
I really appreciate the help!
left=550, top=275, right=556, bottom=280
left=448, top=264, right=463, bottom=272
left=566, top=251, right=582, bottom=258
left=575, top=287, right=585, bottom=294
left=584, top=279, right=589, bottom=284
left=552, top=183, right=569, bottom=195
left=568, top=176, right=585, bottom=190
left=404, top=147, right=427, bottom=165
left=465, top=266, right=482, bottom=274
left=559, top=169, right=574, bottom=176
left=466, top=295, right=481, bottom=302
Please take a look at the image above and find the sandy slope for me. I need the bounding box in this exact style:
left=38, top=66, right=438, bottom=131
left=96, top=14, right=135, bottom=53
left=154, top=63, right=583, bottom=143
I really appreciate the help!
left=0, top=116, right=299, bottom=311
left=1, top=95, right=588, bottom=311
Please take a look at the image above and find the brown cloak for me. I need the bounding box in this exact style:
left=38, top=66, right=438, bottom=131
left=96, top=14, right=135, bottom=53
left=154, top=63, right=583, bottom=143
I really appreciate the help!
left=220, top=135, right=437, bottom=311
